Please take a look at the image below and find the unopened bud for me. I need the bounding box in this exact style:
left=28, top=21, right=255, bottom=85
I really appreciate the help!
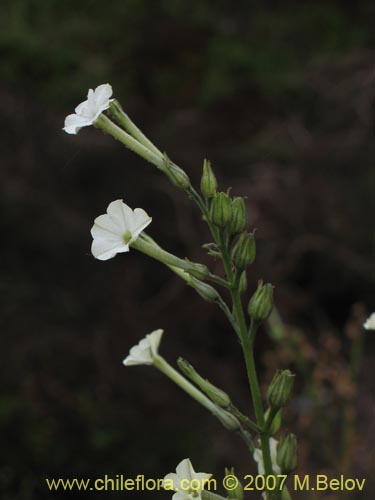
left=225, top=468, right=244, bottom=500
left=264, top=407, right=282, bottom=434
left=187, top=276, right=219, bottom=303
left=201, top=159, right=217, bottom=198
left=183, top=260, right=209, bottom=280
left=239, top=271, right=247, bottom=294
left=277, top=434, right=298, bottom=474
left=228, top=197, right=247, bottom=235
left=163, top=154, right=191, bottom=190
left=267, top=370, right=294, bottom=409
left=231, top=233, right=256, bottom=270
left=178, top=358, right=231, bottom=408
left=210, top=192, right=232, bottom=228
left=248, top=281, right=274, bottom=321
left=215, top=409, right=240, bottom=431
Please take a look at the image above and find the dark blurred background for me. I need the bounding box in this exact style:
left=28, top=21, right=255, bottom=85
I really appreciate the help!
left=1, top=1, right=374, bottom=499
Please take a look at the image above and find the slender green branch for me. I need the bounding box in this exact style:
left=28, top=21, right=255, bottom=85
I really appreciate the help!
left=108, top=100, right=163, bottom=158
left=154, top=356, right=240, bottom=432
left=229, top=404, right=259, bottom=433
left=94, top=115, right=164, bottom=169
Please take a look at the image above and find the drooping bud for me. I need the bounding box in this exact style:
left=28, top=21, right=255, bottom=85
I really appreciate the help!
left=210, top=192, right=232, bottom=228
left=239, top=271, right=247, bottom=295
left=231, top=233, right=256, bottom=270
left=248, top=281, right=274, bottom=321
left=187, top=276, right=219, bottom=303
left=225, top=468, right=244, bottom=500
left=201, top=159, right=218, bottom=198
left=264, top=407, right=282, bottom=434
left=163, top=154, right=191, bottom=190
left=228, top=197, right=247, bottom=235
left=277, top=434, right=298, bottom=474
left=178, top=358, right=231, bottom=408
left=267, top=370, right=294, bottom=409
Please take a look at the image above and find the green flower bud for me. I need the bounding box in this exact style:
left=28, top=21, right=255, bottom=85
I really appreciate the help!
left=183, top=260, right=209, bottom=280
left=267, top=370, right=294, bottom=409
left=248, top=281, right=274, bottom=321
left=239, top=271, right=247, bottom=295
left=201, top=159, right=217, bottom=198
left=228, top=197, right=247, bottom=235
left=178, top=358, right=231, bottom=408
left=210, top=192, right=232, bottom=228
left=231, top=233, right=256, bottom=270
left=187, top=276, right=219, bottom=303
left=264, top=407, right=282, bottom=434
left=277, top=434, right=298, bottom=474
left=215, top=409, right=240, bottom=431
left=225, top=468, right=244, bottom=500
left=163, top=154, right=191, bottom=190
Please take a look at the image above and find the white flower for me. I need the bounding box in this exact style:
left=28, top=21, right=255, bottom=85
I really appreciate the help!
left=123, top=329, right=163, bottom=366
left=253, top=438, right=281, bottom=475
left=163, top=458, right=212, bottom=500
left=91, top=199, right=152, bottom=261
left=63, top=83, right=113, bottom=134
left=364, top=312, right=375, bottom=330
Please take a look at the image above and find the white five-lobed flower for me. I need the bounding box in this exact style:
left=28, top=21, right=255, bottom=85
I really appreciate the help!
left=91, top=199, right=152, bottom=261
left=63, top=83, right=113, bottom=135
left=123, top=329, right=163, bottom=366
left=163, top=458, right=212, bottom=500
left=363, top=312, right=375, bottom=330
left=253, top=437, right=281, bottom=476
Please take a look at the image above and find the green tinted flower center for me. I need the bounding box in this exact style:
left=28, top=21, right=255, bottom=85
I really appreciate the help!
left=123, top=230, right=132, bottom=244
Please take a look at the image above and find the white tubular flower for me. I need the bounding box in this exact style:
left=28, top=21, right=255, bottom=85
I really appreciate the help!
left=163, top=458, right=212, bottom=500
left=123, top=329, right=163, bottom=366
left=91, top=199, right=152, bottom=261
left=253, top=438, right=281, bottom=475
left=63, top=83, right=113, bottom=134
left=364, top=312, right=375, bottom=330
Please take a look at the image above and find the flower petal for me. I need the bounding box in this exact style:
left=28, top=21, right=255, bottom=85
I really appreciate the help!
left=91, top=214, right=123, bottom=239
left=91, top=238, right=129, bottom=261
left=364, top=312, right=375, bottom=330
left=63, top=113, right=92, bottom=134
left=106, top=199, right=133, bottom=234
left=130, top=208, right=152, bottom=239
left=94, top=83, right=113, bottom=108
left=146, top=329, right=164, bottom=357
left=124, top=345, right=153, bottom=366
left=176, top=459, right=195, bottom=483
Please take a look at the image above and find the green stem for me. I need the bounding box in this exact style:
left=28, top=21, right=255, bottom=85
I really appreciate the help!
left=94, top=115, right=164, bottom=169
left=229, top=404, right=259, bottom=433
left=229, top=275, right=274, bottom=482
left=154, top=356, right=239, bottom=431
left=108, top=100, right=163, bottom=158
left=132, top=236, right=207, bottom=279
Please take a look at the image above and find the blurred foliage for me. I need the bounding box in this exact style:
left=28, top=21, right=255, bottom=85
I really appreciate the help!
left=1, top=0, right=374, bottom=106
left=1, top=1, right=374, bottom=499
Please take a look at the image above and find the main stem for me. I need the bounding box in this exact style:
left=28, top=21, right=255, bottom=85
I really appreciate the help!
left=213, top=232, right=274, bottom=485
left=231, top=290, right=274, bottom=480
